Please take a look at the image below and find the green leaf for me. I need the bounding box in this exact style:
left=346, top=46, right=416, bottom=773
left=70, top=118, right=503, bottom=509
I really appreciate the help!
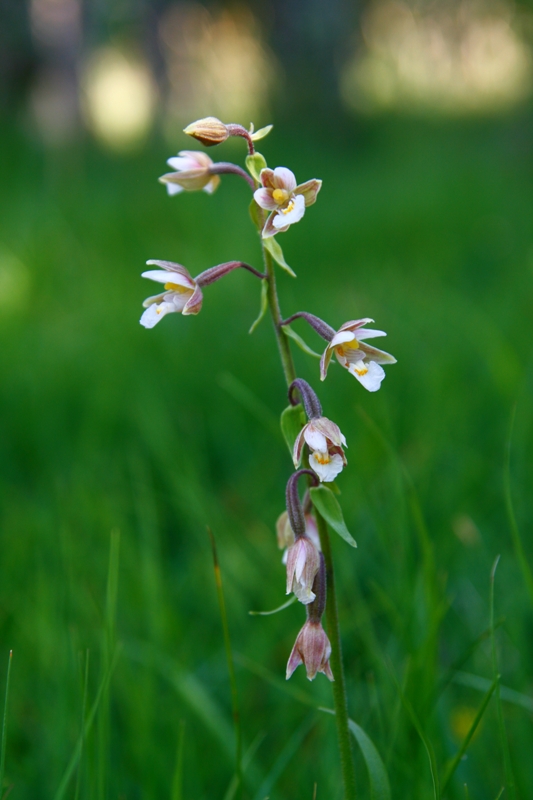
left=250, top=125, right=273, bottom=142
left=245, top=152, right=267, bottom=183
left=309, top=485, right=357, bottom=547
left=263, top=237, right=296, bottom=278
left=282, top=325, right=321, bottom=359
left=249, top=198, right=262, bottom=229
left=348, top=719, right=391, bottom=800
left=249, top=279, right=268, bottom=334
left=280, top=404, right=305, bottom=456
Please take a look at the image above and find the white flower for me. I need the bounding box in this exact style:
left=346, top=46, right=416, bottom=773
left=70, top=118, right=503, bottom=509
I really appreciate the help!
left=253, top=167, right=321, bottom=238
left=276, top=511, right=320, bottom=564
left=140, top=260, right=203, bottom=328
left=320, top=319, right=397, bottom=392
left=286, top=535, right=320, bottom=605
left=293, top=417, right=347, bottom=483
left=159, top=151, right=220, bottom=196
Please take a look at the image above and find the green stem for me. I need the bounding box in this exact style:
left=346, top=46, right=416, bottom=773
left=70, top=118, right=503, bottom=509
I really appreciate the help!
left=259, top=232, right=357, bottom=800
left=316, top=513, right=357, bottom=800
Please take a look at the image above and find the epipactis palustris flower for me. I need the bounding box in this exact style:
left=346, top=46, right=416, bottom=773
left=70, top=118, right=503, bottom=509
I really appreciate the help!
left=140, top=260, right=203, bottom=328
left=254, top=167, right=321, bottom=238
left=286, top=619, right=334, bottom=682
left=321, top=318, right=397, bottom=392
left=276, top=511, right=320, bottom=563
left=293, top=417, right=347, bottom=483
left=159, top=151, right=220, bottom=196
left=285, top=534, right=320, bottom=605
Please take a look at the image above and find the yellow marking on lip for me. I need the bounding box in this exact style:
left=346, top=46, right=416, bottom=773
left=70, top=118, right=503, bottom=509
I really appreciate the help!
left=313, top=452, right=331, bottom=465
left=272, top=188, right=289, bottom=204
left=165, top=282, right=190, bottom=292
left=354, top=366, right=368, bottom=376
left=280, top=199, right=295, bottom=215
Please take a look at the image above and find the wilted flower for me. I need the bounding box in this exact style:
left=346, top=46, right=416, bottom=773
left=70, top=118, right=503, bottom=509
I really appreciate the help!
left=159, top=151, right=220, bottom=196
left=293, top=417, right=347, bottom=483
left=140, top=260, right=202, bottom=327
left=286, top=534, right=320, bottom=604
left=254, top=167, right=321, bottom=238
left=286, top=619, right=334, bottom=682
left=320, top=318, right=396, bottom=392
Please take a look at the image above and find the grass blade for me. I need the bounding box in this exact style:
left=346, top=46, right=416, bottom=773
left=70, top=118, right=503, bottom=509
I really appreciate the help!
left=208, top=528, right=243, bottom=800
left=441, top=675, right=498, bottom=794
left=171, top=720, right=186, bottom=800
left=504, top=408, right=533, bottom=607
left=73, top=650, right=90, bottom=800
left=490, top=556, right=516, bottom=800
left=348, top=719, right=391, bottom=800
left=0, top=651, right=13, bottom=800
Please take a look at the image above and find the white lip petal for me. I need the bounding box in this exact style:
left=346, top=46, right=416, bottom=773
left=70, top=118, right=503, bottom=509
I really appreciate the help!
left=351, top=361, right=386, bottom=392
left=166, top=182, right=184, bottom=196
left=140, top=302, right=174, bottom=328
left=272, top=194, right=305, bottom=228
left=167, top=156, right=195, bottom=171
left=304, top=427, right=328, bottom=452
left=293, top=585, right=316, bottom=605
left=309, top=452, right=345, bottom=482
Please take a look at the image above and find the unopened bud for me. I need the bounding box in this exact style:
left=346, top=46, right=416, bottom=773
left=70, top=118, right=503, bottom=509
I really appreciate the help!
left=183, top=117, right=230, bottom=147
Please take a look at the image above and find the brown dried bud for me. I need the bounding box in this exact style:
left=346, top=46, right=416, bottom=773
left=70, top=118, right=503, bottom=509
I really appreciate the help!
left=183, top=117, right=229, bottom=147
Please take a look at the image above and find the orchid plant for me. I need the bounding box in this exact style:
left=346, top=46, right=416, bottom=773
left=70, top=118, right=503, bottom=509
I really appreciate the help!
left=139, top=115, right=396, bottom=799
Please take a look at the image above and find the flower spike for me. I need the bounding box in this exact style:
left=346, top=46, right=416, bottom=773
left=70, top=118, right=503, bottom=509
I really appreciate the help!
left=321, top=319, right=397, bottom=392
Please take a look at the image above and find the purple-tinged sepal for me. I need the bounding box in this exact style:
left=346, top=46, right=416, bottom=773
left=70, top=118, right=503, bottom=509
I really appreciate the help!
left=286, top=620, right=334, bottom=682
left=320, top=319, right=397, bottom=391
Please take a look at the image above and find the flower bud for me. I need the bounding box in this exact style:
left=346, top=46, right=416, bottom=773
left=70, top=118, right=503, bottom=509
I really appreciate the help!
left=286, top=620, right=334, bottom=682
left=183, top=117, right=229, bottom=146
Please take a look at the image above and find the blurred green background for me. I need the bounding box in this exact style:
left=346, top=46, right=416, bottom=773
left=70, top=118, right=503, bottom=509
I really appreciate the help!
left=1, top=0, right=533, bottom=798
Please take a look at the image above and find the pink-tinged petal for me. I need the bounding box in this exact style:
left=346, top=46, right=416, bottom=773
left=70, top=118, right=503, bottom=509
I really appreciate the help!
left=334, top=350, right=349, bottom=370
left=142, top=269, right=194, bottom=289
left=272, top=167, right=297, bottom=192
left=262, top=211, right=284, bottom=238
left=350, top=361, right=386, bottom=392
left=167, top=156, right=197, bottom=171
left=329, top=444, right=348, bottom=466
left=320, top=345, right=334, bottom=381
left=339, top=346, right=366, bottom=364
left=176, top=150, right=214, bottom=168
left=183, top=285, right=203, bottom=315
left=330, top=330, right=358, bottom=348
left=272, top=194, right=305, bottom=228
left=159, top=170, right=211, bottom=192
left=140, top=301, right=175, bottom=328
left=304, top=515, right=321, bottom=551
left=292, top=428, right=306, bottom=467
left=286, top=641, right=304, bottom=679
left=338, top=318, right=374, bottom=333
left=145, top=260, right=195, bottom=283
left=254, top=187, right=278, bottom=210
left=203, top=175, right=220, bottom=194
left=294, top=178, right=322, bottom=206
left=356, top=328, right=387, bottom=340
left=309, top=451, right=345, bottom=482
left=312, top=417, right=346, bottom=447
left=168, top=292, right=191, bottom=313
left=142, top=291, right=166, bottom=308
left=259, top=168, right=275, bottom=189
left=358, top=342, right=397, bottom=364
left=304, top=425, right=328, bottom=453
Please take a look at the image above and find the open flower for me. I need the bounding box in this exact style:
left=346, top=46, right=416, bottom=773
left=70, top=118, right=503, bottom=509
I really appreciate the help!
left=286, top=620, right=334, bottom=682
left=159, top=151, right=220, bottom=196
left=320, top=319, right=397, bottom=392
left=254, top=167, right=321, bottom=238
left=140, top=260, right=203, bottom=328
left=293, top=417, right=347, bottom=483
left=286, top=535, right=320, bottom=604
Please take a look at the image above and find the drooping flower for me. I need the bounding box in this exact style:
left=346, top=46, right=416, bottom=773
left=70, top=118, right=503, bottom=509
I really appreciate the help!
left=276, top=511, right=320, bottom=563
left=254, top=167, right=321, bottom=238
left=320, top=319, right=397, bottom=392
left=293, top=417, right=347, bottom=483
left=285, top=534, right=320, bottom=604
left=159, top=151, right=220, bottom=196
left=286, top=619, right=334, bottom=682
left=140, top=260, right=203, bottom=328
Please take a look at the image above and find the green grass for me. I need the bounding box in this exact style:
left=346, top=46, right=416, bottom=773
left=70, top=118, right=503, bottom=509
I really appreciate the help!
left=0, top=111, right=532, bottom=798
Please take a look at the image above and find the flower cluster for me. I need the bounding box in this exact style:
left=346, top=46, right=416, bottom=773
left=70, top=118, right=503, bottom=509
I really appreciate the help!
left=137, top=115, right=397, bottom=686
